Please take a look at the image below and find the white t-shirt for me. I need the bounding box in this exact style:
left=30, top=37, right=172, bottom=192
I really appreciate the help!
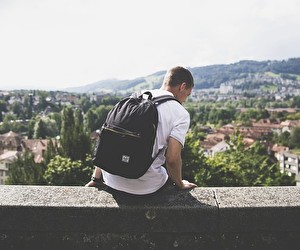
left=102, top=89, right=190, bottom=195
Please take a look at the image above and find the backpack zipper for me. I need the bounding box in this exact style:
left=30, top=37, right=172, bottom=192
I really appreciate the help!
left=103, top=125, right=141, bottom=138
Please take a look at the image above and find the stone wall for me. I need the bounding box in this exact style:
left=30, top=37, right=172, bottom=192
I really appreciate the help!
left=0, top=185, right=300, bottom=249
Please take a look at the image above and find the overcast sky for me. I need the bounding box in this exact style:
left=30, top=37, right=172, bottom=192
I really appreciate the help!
left=1, top=0, right=300, bottom=90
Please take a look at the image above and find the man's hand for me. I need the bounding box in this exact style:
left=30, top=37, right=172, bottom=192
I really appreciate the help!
left=178, top=180, right=198, bottom=190
left=85, top=167, right=104, bottom=188
left=85, top=180, right=106, bottom=188
left=85, top=180, right=98, bottom=187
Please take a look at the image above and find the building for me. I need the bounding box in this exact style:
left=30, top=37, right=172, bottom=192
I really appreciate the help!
left=0, top=131, right=52, bottom=184
left=219, top=83, right=234, bottom=94
left=22, top=139, right=49, bottom=163
left=206, top=140, right=230, bottom=157
left=0, top=151, right=18, bottom=184
left=0, top=131, right=22, bottom=154
left=279, top=151, right=300, bottom=186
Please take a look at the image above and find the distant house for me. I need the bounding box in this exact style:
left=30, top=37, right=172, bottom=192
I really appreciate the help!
left=280, top=120, right=300, bottom=133
left=206, top=140, right=230, bottom=157
left=22, top=139, right=48, bottom=164
left=0, top=151, right=18, bottom=185
left=0, top=131, right=51, bottom=164
left=0, top=131, right=23, bottom=184
left=251, top=119, right=282, bottom=135
left=279, top=151, right=300, bottom=186
left=90, top=93, right=107, bottom=103
left=202, top=132, right=229, bottom=156
left=272, top=144, right=289, bottom=161
left=267, top=108, right=298, bottom=114
left=0, top=131, right=53, bottom=185
left=0, top=131, right=23, bottom=153
left=219, top=83, right=234, bottom=94
left=206, top=132, right=228, bottom=142
left=243, top=138, right=255, bottom=148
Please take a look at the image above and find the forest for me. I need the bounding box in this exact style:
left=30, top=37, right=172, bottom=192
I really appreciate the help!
left=1, top=90, right=297, bottom=187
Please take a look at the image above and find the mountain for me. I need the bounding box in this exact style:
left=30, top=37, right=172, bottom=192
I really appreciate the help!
left=64, top=58, right=300, bottom=93
left=65, top=71, right=166, bottom=94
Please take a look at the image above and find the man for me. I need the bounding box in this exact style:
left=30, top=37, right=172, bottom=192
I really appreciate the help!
left=85, top=66, right=197, bottom=194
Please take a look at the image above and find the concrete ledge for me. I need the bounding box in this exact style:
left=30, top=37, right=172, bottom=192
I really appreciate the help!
left=0, top=185, right=300, bottom=249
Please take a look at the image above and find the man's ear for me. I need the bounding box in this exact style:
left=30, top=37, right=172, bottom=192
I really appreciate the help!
left=179, top=82, right=187, bottom=91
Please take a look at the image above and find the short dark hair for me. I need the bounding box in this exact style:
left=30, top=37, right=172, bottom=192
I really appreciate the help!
left=163, top=66, right=194, bottom=88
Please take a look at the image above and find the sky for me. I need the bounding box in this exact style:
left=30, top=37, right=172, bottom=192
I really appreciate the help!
left=0, top=0, right=300, bottom=90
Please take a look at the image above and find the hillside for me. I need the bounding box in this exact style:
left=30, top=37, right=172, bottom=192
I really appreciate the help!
left=64, top=58, right=300, bottom=93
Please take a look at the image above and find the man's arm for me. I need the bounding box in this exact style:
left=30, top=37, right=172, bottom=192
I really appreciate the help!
left=85, top=166, right=105, bottom=187
left=165, top=137, right=197, bottom=189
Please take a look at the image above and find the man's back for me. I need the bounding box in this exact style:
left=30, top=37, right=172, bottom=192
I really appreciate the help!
left=101, top=89, right=190, bottom=195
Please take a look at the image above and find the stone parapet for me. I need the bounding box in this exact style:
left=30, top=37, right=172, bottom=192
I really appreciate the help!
left=0, top=185, right=299, bottom=249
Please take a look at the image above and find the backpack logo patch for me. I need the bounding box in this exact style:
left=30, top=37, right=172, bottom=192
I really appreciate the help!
left=122, top=155, right=130, bottom=163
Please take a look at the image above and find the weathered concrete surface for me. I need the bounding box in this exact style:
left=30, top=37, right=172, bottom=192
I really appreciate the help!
left=0, top=185, right=218, bottom=233
left=216, top=186, right=300, bottom=231
left=0, top=185, right=300, bottom=249
left=215, top=186, right=300, bottom=249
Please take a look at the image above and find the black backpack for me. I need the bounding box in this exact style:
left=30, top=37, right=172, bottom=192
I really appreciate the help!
left=92, top=91, right=180, bottom=178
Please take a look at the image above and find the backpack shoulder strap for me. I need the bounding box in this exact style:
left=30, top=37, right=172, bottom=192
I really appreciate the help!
left=152, top=95, right=181, bottom=106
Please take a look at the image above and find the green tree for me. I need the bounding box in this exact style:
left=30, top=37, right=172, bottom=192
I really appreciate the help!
left=27, top=118, right=36, bottom=139
left=95, top=105, right=112, bottom=128
left=291, top=96, right=300, bottom=108
left=79, top=94, right=92, bottom=113
left=289, top=126, right=300, bottom=149
left=194, top=132, right=294, bottom=187
left=0, top=100, right=7, bottom=122
left=85, top=109, right=98, bottom=133
left=74, top=109, right=91, bottom=161
left=182, top=132, right=203, bottom=181
left=84, top=105, right=112, bottom=133
left=60, top=106, right=91, bottom=161
left=236, top=108, right=261, bottom=124
left=34, top=118, right=48, bottom=139
left=286, top=112, right=300, bottom=120
left=33, top=117, right=59, bottom=139
left=182, top=131, right=210, bottom=185
left=60, top=106, right=76, bottom=160
left=192, top=105, right=211, bottom=125
left=0, top=113, right=20, bottom=133
left=6, top=151, right=46, bottom=185
left=43, top=138, right=59, bottom=165
left=36, top=91, right=49, bottom=112
left=49, top=112, right=62, bottom=133
left=44, top=155, right=92, bottom=185
left=11, top=102, right=22, bottom=118
left=208, top=108, right=235, bottom=125
left=25, top=93, right=34, bottom=119
left=277, top=131, right=290, bottom=147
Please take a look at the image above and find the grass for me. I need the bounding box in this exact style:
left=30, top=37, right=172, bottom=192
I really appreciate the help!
left=290, top=149, right=300, bottom=155
left=266, top=71, right=300, bottom=80
left=260, top=84, right=278, bottom=92
left=265, top=72, right=279, bottom=78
